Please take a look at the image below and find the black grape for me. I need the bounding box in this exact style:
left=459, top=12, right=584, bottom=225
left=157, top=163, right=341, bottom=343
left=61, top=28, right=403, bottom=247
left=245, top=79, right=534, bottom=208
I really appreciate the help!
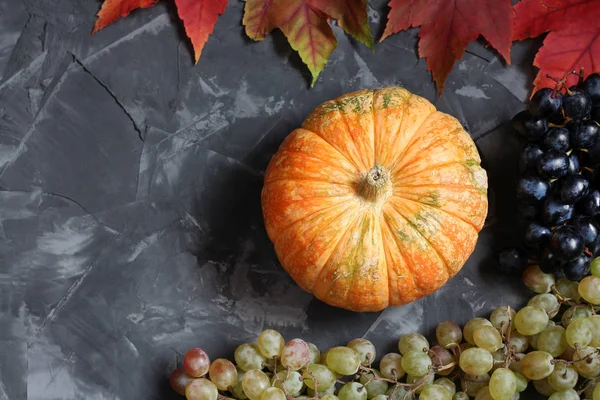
left=524, top=222, right=551, bottom=249
left=542, top=196, right=574, bottom=226
left=536, top=149, right=569, bottom=179
left=539, top=247, right=564, bottom=273
left=512, top=110, right=548, bottom=141
left=560, top=174, right=589, bottom=203
left=567, top=152, right=580, bottom=174
left=563, top=89, right=592, bottom=120
left=550, top=225, right=585, bottom=261
left=583, top=72, right=600, bottom=104
left=542, top=127, right=570, bottom=152
left=496, top=247, right=528, bottom=274
left=569, top=216, right=599, bottom=246
left=519, top=144, right=544, bottom=174
left=592, top=106, right=600, bottom=122
left=563, top=254, right=591, bottom=281
left=569, top=120, right=599, bottom=149
left=577, top=189, right=600, bottom=216
left=529, top=88, right=563, bottom=117
left=516, top=177, right=549, bottom=203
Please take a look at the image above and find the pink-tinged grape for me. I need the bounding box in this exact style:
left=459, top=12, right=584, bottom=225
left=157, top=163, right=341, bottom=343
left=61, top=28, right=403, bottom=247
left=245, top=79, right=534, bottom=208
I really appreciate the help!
left=548, top=389, right=580, bottom=400
left=170, top=367, right=194, bottom=395
left=398, top=333, right=430, bottom=354
left=591, top=256, right=600, bottom=276
left=241, top=370, right=270, bottom=400
left=507, top=332, right=529, bottom=353
left=280, top=339, right=310, bottom=371
left=186, top=378, right=218, bottom=400
left=528, top=293, right=560, bottom=318
left=489, top=368, right=517, bottom=400
left=473, top=325, right=503, bottom=352
left=401, top=349, right=432, bottom=377
left=338, top=382, right=368, bottom=400
left=562, top=305, right=594, bottom=326
left=257, top=330, right=285, bottom=359
left=453, top=392, right=469, bottom=400
left=235, top=344, right=266, bottom=372
left=359, top=370, right=388, bottom=399
left=533, top=377, right=556, bottom=397
left=303, top=364, right=337, bottom=391
left=419, top=384, right=452, bottom=400
left=464, top=318, right=493, bottom=345
left=379, top=353, right=405, bottom=380
left=572, top=346, right=600, bottom=374
left=461, top=374, right=490, bottom=397
left=513, top=372, right=528, bottom=393
left=522, top=265, right=555, bottom=293
left=231, top=370, right=247, bottom=400
left=184, top=348, right=211, bottom=378
left=407, top=373, right=435, bottom=394
left=321, top=395, right=340, bottom=400
left=326, top=346, right=361, bottom=376
left=588, top=315, right=600, bottom=347
left=555, top=278, right=581, bottom=301
left=272, top=370, right=303, bottom=396
left=260, top=387, right=286, bottom=400
left=434, top=378, right=456, bottom=395
left=579, top=275, right=600, bottom=304
left=307, top=342, right=320, bottom=364
left=566, top=316, right=594, bottom=347
left=490, top=307, right=516, bottom=334
left=520, top=351, right=554, bottom=380
left=386, top=385, right=414, bottom=400
left=436, top=321, right=463, bottom=347
left=514, top=306, right=549, bottom=336
left=429, top=346, right=454, bottom=376
left=547, top=363, right=578, bottom=391
left=209, top=358, right=238, bottom=390
left=537, top=326, right=568, bottom=357
left=348, top=338, right=376, bottom=366
left=459, top=348, right=494, bottom=376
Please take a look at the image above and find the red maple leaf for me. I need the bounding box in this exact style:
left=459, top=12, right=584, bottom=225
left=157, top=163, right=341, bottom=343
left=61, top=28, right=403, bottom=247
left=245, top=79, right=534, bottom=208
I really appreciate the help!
left=513, top=0, right=600, bottom=92
left=381, top=0, right=513, bottom=94
left=93, top=0, right=227, bottom=62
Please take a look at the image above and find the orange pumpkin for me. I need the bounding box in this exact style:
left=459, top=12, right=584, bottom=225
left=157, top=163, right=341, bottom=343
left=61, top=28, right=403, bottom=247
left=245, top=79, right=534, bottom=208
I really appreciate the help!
left=261, top=87, right=488, bottom=312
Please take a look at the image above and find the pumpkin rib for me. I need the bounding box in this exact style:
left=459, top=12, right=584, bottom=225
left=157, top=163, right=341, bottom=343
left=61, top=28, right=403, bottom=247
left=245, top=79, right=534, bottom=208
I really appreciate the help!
left=267, top=149, right=358, bottom=183
left=291, top=126, right=360, bottom=170
left=392, top=159, right=473, bottom=183
left=332, top=98, right=373, bottom=171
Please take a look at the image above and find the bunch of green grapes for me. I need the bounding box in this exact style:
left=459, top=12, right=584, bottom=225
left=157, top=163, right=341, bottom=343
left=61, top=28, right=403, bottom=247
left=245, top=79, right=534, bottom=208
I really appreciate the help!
left=170, top=260, right=600, bottom=400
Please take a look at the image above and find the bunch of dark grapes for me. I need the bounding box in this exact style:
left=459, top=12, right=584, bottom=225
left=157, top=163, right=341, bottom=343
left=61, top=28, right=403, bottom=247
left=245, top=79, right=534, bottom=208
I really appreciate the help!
left=499, top=72, right=600, bottom=282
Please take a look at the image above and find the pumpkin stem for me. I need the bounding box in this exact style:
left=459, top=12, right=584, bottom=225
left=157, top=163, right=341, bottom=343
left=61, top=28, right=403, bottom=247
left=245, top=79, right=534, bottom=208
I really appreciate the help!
left=360, top=165, right=392, bottom=203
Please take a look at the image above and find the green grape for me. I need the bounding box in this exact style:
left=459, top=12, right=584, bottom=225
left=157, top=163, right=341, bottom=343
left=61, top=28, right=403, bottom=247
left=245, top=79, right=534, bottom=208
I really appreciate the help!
left=386, top=385, right=414, bottom=400
left=512, top=372, right=528, bottom=393
left=436, top=321, right=463, bottom=347
left=306, top=385, right=335, bottom=397
left=231, top=369, right=248, bottom=400
left=474, top=386, right=492, bottom=400
left=461, top=374, right=490, bottom=397
left=548, top=389, right=580, bottom=400
left=547, top=363, right=578, bottom=391
left=429, top=346, right=455, bottom=376
left=588, top=315, right=600, bottom=347
left=281, top=339, right=310, bottom=371
left=303, top=364, right=336, bottom=391
left=434, top=378, right=456, bottom=395
left=459, top=348, right=494, bottom=375
left=235, top=344, right=266, bottom=371
left=379, top=353, right=405, bottom=380
left=491, top=350, right=506, bottom=372
left=419, top=384, right=452, bottom=400
left=321, top=395, right=340, bottom=400
left=406, top=373, right=434, bottom=394
left=565, top=317, right=594, bottom=347
left=555, top=278, right=582, bottom=301
left=242, top=370, right=270, bottom=400
left=488, top=368, right=517, bottom=400
left=591, top=256, right=600, bottom=276
left=464, top=318, right=493, bottom=344
left=401, top=349, right=432, bottom=377
left=522, top=265, right=555, bottom=293
left=533, top=377, right=556, bottom=397
left=537, top=326, right=568, bottom=357
left=371, top=395, right=388, bottom=400
left=508, top=353, right=525, bottom=374
left=514, top=306, right=549, bottom=336
left=338, top=382, right=368, bottom=400
left=473, top=325, right=503, bottom=352
left=579, top=276, right=600, bottom=304
left=209, top=358, right=238, bottom=390
left=594, top=383, right=600, bottom=400
left=271, top=370, right=303, bottom=396
left=528, top=293, right=560, bottom=318
left=453, top=392, right=468, bottom=400
left=326, top=346, right=361, bottom=376
left=257, top=330, right=285, bottom=359
left=507, top=331, right=529, bottom=353
left=260, top=387, right=286, bottom=400
left=398, top=333, right=430, bottom=355
left=572, top=346, right=600, bottom=375
left=561, top=305, right=593, bottom=326
left=186, top=378, right=219, bottom=400
left=490, top=307, right=516, bottom=334
left=359, top=370, right=388, bottom=399
left=307, top=342, right=320, bottom=365
left=520, top=351, right=554, bottom=380
left=348, top=338, right=376, bottom=366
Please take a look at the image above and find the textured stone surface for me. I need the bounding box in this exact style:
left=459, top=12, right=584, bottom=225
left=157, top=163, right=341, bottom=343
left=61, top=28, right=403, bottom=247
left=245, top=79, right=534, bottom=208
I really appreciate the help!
left=0, top=1, right=539, bottom=399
